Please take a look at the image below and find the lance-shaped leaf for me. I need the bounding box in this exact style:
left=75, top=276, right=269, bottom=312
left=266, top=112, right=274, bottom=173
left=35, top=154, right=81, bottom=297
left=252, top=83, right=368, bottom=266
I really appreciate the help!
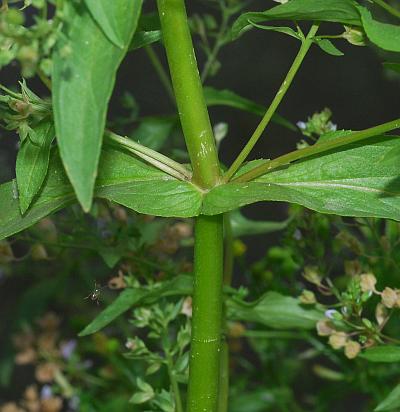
left=16, top=120, right=55, bottom=213
left=129, top=12, right=162, bottom=50
left=230, top=210, right=290, bottom=237
left=53, top=0, right=143, bottom=211
left=79, top=275, right=193, bottom=336
left=375, top=384, right=400, bottom=411
left=360, top=346, right=400, bottom=363
left=359, top=7, right=400, bottom=52
left=227, top=292, right=323, bottom=329
left=203, top=135, right=400, bottom=221
left=0, top=147, right=202, bottom=241
left=232, top=0, right=361, bottom=39
left=204, top=87, right=296, bottom=131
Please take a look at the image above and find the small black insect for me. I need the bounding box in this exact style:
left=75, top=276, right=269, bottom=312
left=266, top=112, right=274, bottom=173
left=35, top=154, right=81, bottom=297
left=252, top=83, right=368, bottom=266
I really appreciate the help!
left=85, top=282, right=105, bottom=305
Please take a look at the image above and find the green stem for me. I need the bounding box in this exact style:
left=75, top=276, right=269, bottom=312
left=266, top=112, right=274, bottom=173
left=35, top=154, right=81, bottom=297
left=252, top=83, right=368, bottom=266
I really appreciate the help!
left=144, top=45, right=176, bottom=105
left=105, top=130, right=192, bottom=181
left=188, top=215, right=224, bottom=412
left=157, top=2, right=224, bottom=412
left=224, top=24, right=319, bottom=182
left=166, top=353, right=184, bottom=412
left=372, top=0, right=400, bottom=19
left=158, top=0, right=221, bottom=189
left=233, top=117, right=400, bottom=183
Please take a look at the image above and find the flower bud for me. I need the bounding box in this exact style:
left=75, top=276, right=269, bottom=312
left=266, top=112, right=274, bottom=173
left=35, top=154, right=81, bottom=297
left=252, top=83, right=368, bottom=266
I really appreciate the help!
left=344, top=340, right=361, bottom=359
left=299, top=290, right=316, bottom=305
left=228, top=322, right=246, bottom=338
left=303, top=266, right=322, bottom=286
left=342, top=26, right=367, bottom=47
left=329, top=331, right=347, bottom=350
left=381, top=287, right=398, bottom=308
left=375, top=303, right=387, bottom=326
left=316, top=319, right=335, bottom=337
left=31, top=243, right=48, bottom=261
left=233, top=239, right=246, bottom=257
left=181, top=296, right=192, bottom=318
left=359, top=273, right=377, bottom=293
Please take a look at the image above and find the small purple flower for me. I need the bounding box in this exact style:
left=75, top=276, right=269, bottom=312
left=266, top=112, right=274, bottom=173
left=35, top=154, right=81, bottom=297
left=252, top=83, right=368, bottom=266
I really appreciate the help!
left=325, top=309, right=338, bottom=319
left=40, top=385, right=53, bottom=399
left=61, top=339, right=77, bottom=360
left=296, top=121, right=307, bottom=130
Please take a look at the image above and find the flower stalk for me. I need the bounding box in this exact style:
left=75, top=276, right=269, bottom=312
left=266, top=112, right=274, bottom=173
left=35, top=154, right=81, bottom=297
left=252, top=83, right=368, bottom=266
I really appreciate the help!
left=224, top=24, right=319, bottom=182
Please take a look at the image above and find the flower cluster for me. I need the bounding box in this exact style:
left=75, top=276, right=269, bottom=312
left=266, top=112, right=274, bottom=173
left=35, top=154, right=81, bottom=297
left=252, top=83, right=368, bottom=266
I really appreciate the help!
left=0, top=1, right=61, bottom=78
left=302, top=270, right=400, bottom=360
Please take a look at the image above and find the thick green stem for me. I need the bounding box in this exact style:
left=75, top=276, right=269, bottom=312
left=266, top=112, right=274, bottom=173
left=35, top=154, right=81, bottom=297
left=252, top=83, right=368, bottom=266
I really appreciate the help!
left=157, top=2, right=224, bottom=411
left=372, top=0, right=400, bottom=19
left=158, top=0, right=221, bottom=188
left=224, top=24, right=319, bottom=182
left=233, top=117, right=400, bottom=183
left=189, top=215, right=224, bottom=412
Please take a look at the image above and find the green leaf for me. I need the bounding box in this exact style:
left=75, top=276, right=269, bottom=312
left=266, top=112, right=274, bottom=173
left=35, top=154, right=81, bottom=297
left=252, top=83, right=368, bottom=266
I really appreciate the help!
left=375, top=384, right=400, bottom=411
left=79, top=274, right=193, bottom=336
left=203, top=135, right=400, bottom=221
left=227, top=292, right=322, bottom=329
left=384, top=62, right=400, bottom=74
left=360, top=345, right=400, bottom=362
left=314, top=38, right=344, bottom=56
left=0, top=147, right=202, bottom=241
left=95, top=148, right=201, bottom=218
left=16, top=120, right=55, bottom=213
left=84, top=0, right=134, bottom=48
left=53, top=0, right=143, bottom=211
left=359, top=7, right=400, bottom=52
left=203, top=87, right=296, bottom=131
left=130, top=116, right=177, bottom=151
left=230, top=210, right=290, bottom=237
left=248, top=21, right=301, bottom=40
left=232, top=0, right=361, bottom=39
left=0, top=172, right=75, bottom=242
left=130, top=31, right=162, bottom=51
left=130, top=391, right=154, bottom=405
left=129, top=12, right=162, bottom=50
